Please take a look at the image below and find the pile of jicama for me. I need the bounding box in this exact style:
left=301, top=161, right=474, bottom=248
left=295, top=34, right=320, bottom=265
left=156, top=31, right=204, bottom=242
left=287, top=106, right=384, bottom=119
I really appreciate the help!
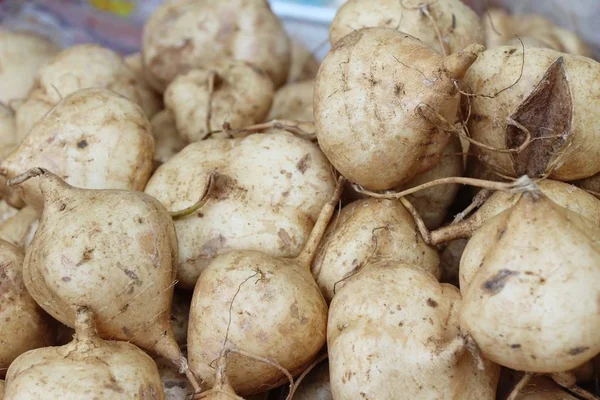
left=0, top=0, right=599, bottom=399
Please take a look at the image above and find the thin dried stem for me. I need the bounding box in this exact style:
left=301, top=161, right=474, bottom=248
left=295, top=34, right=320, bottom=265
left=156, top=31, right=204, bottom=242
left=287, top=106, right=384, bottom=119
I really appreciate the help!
left=220, top=120, right=317, bottom=141
left=205, top=71, right=219, bottom=136
left=452, top=189, right=490, bottom=224
left=420, top=5, right=448, bottom=56
left=7, top=167, right=48, bottom=186
left=170, top=172, right=219, bottom=219
left=288, top=353, right=328, bottom=399
left=400, top=197, right=431, bottom=244
left=506, top=372, right=533, bottom=400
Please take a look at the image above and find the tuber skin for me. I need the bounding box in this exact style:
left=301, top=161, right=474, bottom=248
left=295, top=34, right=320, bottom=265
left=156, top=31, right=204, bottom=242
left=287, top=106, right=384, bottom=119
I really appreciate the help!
left=459, top=191, right=600, bottom=373
left=268, top=80, right=314, bottom=123
left=15, top=44, right=160, bottom=139
left=287, top=40, right=319, bottom=84
left=9, top=168, right=200, bottom=392
left=0, top=200, right=18, bottom=225
left=142, top=0, right=291, bottom=91
left=150, top=110, right=187, bottom=169
left=314, top=27, right=482, bottom=190
left=330, top=0, right=484, bottom=54
left=0, top=239, right=53, bottom=379
left=2, top=88, right=155, bottom=211
left=145, top=132, right=336, bottom=289
left=0, top=29, right=59, bottom=104
left=463, top=47, right=600, bottom=181
left=430, top=179, right=600, bottom=246
left=328, top=261, right=500, bottom=399
left=0, top=206, right=38, bottom=249
left=312, top=197, right=440, bottom=302
left=187, top=178, right=344, bottom=395
left=4, top=307, right=165, bottom=399
left=164, top=61, right=274, bottom=143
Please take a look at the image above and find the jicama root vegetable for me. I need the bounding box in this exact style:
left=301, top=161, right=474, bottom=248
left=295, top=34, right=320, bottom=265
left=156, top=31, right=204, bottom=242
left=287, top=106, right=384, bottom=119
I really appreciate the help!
left=312, top=198, right=440, bottom=302
left=459, top=191, right=600, bottom=372
left=328, top=261, right=500, bottom=399
left=187, top=179, right=344, bottom=395
left=9, top=168, right=201, bottom=392
left=0, top=30, right=59, bottom=104
left=484, top=8, right=591, bottom=57
left=399, top=137, right=464, bottom=229
left=2, top=88, right=154, bottom=211
left=267, top=80, right=314, bottom=122
left=430, top=180, right=600, bottom=246
left=287, top=40, right=319, bottom=84
left=314, top=27, right=482, bottom=190
left=329, top=0, right=484, bottom=54
left=151, top=110, right=186, bottom=168
left=193, top=352, right=244, bottom=400
left=15, top=44, right=160, bottom=139
left=0, top=206, right=38, bottom=248
left=463, top=47, right=600, bottom=181
left=155, top=357, right=192, bottom=400
left=0, top=239, right=53, bottom=378
left=142, top=0, right=291, bottom=91
left=164, top=61, right=274, bottom=142
left=145, top=132, right=336, bottom=289
left=4, top=307, right=164, bottom=399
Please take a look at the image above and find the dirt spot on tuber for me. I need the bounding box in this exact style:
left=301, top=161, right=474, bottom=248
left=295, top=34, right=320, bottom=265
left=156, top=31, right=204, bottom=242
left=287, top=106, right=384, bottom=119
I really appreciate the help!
left=76, top=248, right=95, bottom=266
left=568, top=346, right=589, bottom=356
left=124, top=269, right=139, bottom=281
left=510, top=344, right=522, bottom=349
left=164, top=381, right=187, bottom=389
left=201, top=235, right=227, bottom=258
left=506, top=57, right=573, bottom=177
left=77, top=139, right=88, bottom=149
left=278, top=228, right=293, bottom=249
left=426, top=298, right=438, bottom=308
left=62, top=276, right=71, bottom=282
left=482, top=269, right=519, bottom=295
left=296, top=154, right=311, bottom=173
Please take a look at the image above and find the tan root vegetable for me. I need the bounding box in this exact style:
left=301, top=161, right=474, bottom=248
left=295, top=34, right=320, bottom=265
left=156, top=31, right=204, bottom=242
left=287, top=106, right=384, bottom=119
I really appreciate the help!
left=0, top=239, right=53, bottom=378
left=463, top=47, right=600, bottom=181
left=0, top=30, right=59, bottom=104
left=439, top=238, right=467, bottom=285
left=430, top=180, right=600, bottom=246
left=288, top=40, right=319, bottom=84
left=142, top=0, right=291, bottom=91
left=0, top=105, right=17, bottom=160
left=4, top=307, right=164, bottom=399
left=155, top=357, right=192, bottom=400
left=187, top=179, right=344, bottom=395
left=291, top=360, right=332, bottom=400
left=0, top=206, right=38, bottom=248
left=2, top=88, right=154, bottom=210
left=315, top=27, right=482, bottom=190
left=15, top=44, right=160, bottom=139
left=0, top=201, right=18, bottom=225
left=484, top=8, right=591, bottom=57
left=164, top=61, right=274, bottom=142
left=9, top=168, right=200, bottom=391
left=328, top=261, right=500, bottom=399
left=459, top=191, right=600, bottom=372
left=145, top=132, right=336, bottom=289
left=400, top=136, right=464, bottom=229
left=267, top=80, right=314, bottom=122
left=312, top=198, right=440, bottom=302
left=329, top=0, right=484, bottom=54
left=151, top=110, right=186, bottom=168
left=194, top=352, right=244, bottom=400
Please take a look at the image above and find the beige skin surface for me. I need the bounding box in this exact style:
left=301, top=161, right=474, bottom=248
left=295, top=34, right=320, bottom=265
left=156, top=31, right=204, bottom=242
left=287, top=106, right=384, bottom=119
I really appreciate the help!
left=463, top=46, right=600, bottom=181
left=20, top=171, right=184, bottom=367
left=150, top=110, right=186, bottom=167
left=484, top=8, right=591, bottom=57
left=0, top=206, right=38, bottom=249
left=2, top=88, right=155, bottom=211
left=287, top=40, right=319, bottom=84
left=4, top=309, right=164, bottom=400
left=145, top=132, right=336, bottom=289
left=312, top=198, right=440, bottom=302
left=328, top=262, right=499, bottom=400
left=330, top=0, right=484, bottom=54
left=0, top=200, right=18, bottom=226
left=165, top=61, right=274, bottom=143
left=0, top=30, right=59, bottom=105
left=0, top=105, right=17, bottom=160
left=0, top=239, right=53, bottom=379
left=15, top=44, right=160, bottom=140
left=432, top=179, right=600, bottom=246
left=315, top=27, right=480, bottom=190
left=459, top=193, right=600, bottom=373
left=142, top=0, right=291, bottom=91
left=268, top=80, right=314, bottom=122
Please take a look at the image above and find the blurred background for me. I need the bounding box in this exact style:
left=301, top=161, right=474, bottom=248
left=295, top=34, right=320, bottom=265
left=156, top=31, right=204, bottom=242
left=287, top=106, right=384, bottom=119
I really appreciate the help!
left=0, top=0, right=599, bottom=59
